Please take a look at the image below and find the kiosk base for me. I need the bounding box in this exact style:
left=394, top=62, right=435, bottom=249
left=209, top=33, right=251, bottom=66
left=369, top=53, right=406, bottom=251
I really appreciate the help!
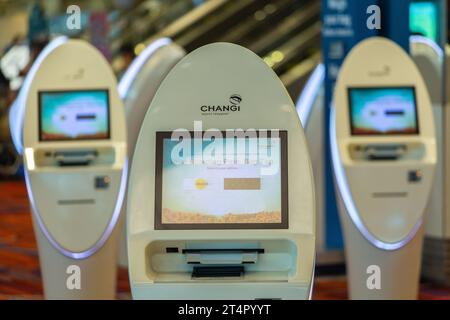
left=337, top=194, right=424, bottom=300
left=32, top=213, right=120, bottom=300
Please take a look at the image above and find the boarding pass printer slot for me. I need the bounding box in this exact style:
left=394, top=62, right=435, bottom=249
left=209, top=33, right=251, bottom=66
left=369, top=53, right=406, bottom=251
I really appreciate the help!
left=183, top=248, right=264, bottom=265
left=54, top=150, right=98, bottom=166
left=182, top=249, right=264, bottom=278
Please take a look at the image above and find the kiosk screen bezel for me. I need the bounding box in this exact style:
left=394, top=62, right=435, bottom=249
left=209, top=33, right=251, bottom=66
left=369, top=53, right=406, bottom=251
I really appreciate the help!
left=154, top=130, right=289, bottom=230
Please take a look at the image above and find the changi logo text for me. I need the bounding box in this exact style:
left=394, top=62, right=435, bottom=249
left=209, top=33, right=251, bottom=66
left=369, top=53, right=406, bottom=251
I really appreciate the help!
left=201, top=94, right=242, bottom=115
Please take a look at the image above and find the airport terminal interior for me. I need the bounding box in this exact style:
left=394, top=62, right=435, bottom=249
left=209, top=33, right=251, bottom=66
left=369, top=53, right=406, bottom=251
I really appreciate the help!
left=1, top=0, right=450, bottom=300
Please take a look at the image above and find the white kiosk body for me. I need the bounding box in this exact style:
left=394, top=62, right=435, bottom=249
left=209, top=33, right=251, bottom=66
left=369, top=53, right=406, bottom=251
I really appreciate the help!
left=127, top=43, right=315, bottom=300
left=117, top=38, right=185, bottom=267
left=410, top=37, right=450, bottom=284
left=331, top=37, right=436, bottom=299
left=296, top=64, right=327, bottom=256
left=297, top=64, right=347, bottom=266
left=18, top=39, right=127, bottom=299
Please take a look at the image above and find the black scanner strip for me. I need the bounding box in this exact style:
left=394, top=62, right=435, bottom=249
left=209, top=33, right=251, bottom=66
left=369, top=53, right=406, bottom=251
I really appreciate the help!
left=58, top=161, right=90, bottom=167
left=54, top=151, right=98, bottom=157
left=368, top=155, right=399, bottom=161
left=192, top=266, right=244, bottom=278
left=182, top=248, right=264, bottom=254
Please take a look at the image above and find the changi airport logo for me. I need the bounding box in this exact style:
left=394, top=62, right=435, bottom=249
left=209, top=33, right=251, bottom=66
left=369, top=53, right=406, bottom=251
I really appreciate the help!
left=169, top=121, right=280, bottom=176
left=368, top=65, right=391, bottom=77
left=229, top=94, right=242, bottom=105
left=200, top=94, right=242, bottom=116
left=63, top=68, right=85, bottom=81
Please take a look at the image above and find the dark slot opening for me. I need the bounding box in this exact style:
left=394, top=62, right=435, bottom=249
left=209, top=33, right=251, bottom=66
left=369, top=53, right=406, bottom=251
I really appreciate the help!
left=368, top=155, right=399, bottom=161
left=58, top=161, right=91, bottom=167
left=166, top=247, right=179, bottom=253
left=182, top=248, right=264, bottom=254
left=54, top=150, right=98, bottom=157
left=192, top=266, right=244, bottom=278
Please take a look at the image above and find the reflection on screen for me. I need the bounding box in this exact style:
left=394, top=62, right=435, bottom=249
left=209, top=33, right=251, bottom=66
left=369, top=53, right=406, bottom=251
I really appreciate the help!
left=158, top=132, right=285, bottom=228
left=349, top=87, right=419, bottom=136
left=39, top=90, right=109, bottom=141
left=410, top=1, right=439, bottom=42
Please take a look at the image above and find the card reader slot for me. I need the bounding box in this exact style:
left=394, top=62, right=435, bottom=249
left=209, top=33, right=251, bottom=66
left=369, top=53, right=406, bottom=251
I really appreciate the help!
left=182, top=249, right=265, bottom=254
left=192, top=266, right=244, bottom=278
left=54, top=150, right=98, bottom=167
left=183, top=248, right=264, bottom=265
left=54, top=151, right=99, bottom=157
left=367, top=154, right=399, bottom=161
left=58, top=161, right=91, bottom=167
left=364, top=145, right=407, bottom=161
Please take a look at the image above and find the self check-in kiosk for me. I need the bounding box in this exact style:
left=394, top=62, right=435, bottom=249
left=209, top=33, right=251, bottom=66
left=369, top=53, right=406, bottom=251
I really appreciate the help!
left=127, top=43, right=315, bottom=300
left=296, top=64, right=329, bottom=259
left=117, top=38, right=185, bottom=267
left=410, top=36, right=450, bottom=285
left=10, top=39, right=127, bottom=299
left=331, top=37, right=436, bottom=299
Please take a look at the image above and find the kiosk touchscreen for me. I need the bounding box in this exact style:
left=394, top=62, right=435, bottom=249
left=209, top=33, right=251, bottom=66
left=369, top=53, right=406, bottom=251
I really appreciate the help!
left=11, top=39, right=127, bottom=299
left=127, top=43, right=315, bottom=300
left=331, top=37, right=436, bottom=299
left=117, top=38, right=185, bottom=267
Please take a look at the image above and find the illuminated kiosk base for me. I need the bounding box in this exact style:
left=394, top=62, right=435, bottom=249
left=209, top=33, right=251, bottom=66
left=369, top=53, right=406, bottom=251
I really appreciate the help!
left=336, top=194, right=424, bottom=300
left=32, top=213, right=120, bottom=299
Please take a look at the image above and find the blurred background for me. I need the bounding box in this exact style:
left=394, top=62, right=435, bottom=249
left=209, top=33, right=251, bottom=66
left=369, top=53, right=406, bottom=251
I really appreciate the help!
left=1, top=0, right=450, bottom=300
left=0, top=0, right=322, bottom=180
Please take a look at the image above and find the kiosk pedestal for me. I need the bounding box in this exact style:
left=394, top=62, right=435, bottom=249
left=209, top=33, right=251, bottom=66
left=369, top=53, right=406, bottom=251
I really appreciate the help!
left=331, top=37, right=437, bottom=299
left=12, top=39, right=127, bottom=299
left=127, top=43, right=316, bottom=300
left=117, top=38, right=185, bottom=267
left=410, top=36, right=450, bottom=285
left=336, top=194, right=425, bottom=299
